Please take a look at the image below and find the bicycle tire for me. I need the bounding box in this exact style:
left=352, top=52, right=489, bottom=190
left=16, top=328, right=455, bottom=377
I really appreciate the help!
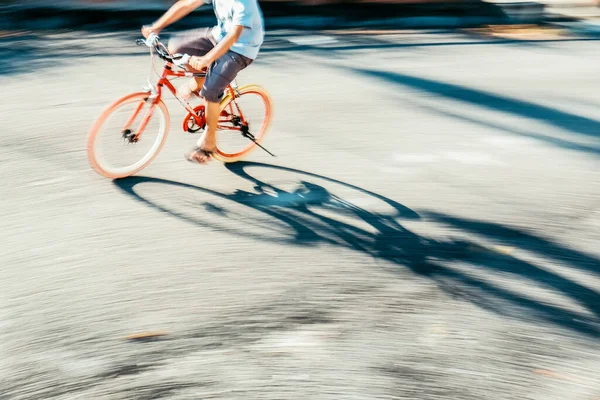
left=213, top=84, right=273, bottom=163
left=87, top=92, right=170, bottom=179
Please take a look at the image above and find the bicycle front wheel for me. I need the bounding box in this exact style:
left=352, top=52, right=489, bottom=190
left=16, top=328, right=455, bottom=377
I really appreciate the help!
left=213, top=84, right=273, bottom=163
left=87, top=92, right=170, bottom=179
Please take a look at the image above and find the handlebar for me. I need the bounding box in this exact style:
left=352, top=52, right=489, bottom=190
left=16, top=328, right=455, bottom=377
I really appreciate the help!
left=136, top=34, right=190, bottom=66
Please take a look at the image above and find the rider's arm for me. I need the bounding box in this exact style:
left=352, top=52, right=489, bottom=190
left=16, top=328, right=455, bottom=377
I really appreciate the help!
left=204, top=25, right=245, bottom=63
left=150, top=0, right=204, bottom=33
left=189, top=25, right=244, bottom=71
left=192, top=0, right=252, bottom=67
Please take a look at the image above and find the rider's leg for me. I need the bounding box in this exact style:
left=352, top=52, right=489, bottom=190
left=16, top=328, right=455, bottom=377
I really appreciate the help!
left=167, top=28, right=215, bottom=99
left=191, top=100, right=220, bottom=163
left=187, top=50, right=252, bottom=164
left=183, top=73, right=205, bottom=98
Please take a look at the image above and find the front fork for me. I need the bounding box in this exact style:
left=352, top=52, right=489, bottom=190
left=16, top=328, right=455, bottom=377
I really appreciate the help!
left=123, top=80, right=161, bottom=143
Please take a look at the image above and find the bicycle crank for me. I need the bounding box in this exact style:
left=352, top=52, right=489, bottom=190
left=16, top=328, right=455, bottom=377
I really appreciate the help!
left=182, top=105, right=207, bottom=133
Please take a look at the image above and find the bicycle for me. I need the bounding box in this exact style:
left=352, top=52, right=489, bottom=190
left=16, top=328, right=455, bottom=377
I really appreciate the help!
left=87, top=34, right=274, bottom=179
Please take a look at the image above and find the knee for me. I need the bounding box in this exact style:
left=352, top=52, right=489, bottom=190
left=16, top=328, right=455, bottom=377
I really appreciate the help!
left=202, top=93, right=222, bottom=104
left=168, top=40, right=180, bottom=54
left=201, top=81, right=223, bottom=103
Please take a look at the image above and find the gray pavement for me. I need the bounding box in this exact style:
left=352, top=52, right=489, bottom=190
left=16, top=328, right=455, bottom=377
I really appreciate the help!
left=1, top=29, right=599, bottom=399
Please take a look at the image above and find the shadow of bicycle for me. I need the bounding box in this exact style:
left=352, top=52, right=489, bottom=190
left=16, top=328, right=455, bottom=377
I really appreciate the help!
left=113, top=161, right=600, bottom=338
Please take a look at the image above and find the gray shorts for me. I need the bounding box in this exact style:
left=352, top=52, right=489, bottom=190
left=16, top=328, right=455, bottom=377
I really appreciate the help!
left=168, top=28, right=252, bottom=103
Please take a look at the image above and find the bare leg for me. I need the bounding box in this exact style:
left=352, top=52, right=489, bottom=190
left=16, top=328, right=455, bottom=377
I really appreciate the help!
left=185, top=62, right=206, bottom=96
left=189, top=77, right=205, bottom=92
left=167, top=41, right=205, bottom=99
left=190, top=99, right=219, bottom=164
left=179, top=75, right=205, bottom=101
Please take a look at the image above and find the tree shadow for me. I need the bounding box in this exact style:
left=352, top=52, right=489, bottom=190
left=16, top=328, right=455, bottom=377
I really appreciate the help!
left=0, top=31, right=145, bottom=76
left=113, top=161, right=600, bottom=338
left=412, top=101, right=600, bottom=156
left=352, top=68, right=600, bottom=141
left=4, top=28, right=599, bottom=76
left=259, top=32, right=600, bottom=54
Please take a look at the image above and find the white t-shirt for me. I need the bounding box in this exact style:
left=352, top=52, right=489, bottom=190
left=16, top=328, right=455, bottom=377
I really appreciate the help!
left=205, top=0, right=264, bottom=60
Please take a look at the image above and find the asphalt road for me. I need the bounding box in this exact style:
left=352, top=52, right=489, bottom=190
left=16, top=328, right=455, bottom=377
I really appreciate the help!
left=1, top=28, right=599, bottom=399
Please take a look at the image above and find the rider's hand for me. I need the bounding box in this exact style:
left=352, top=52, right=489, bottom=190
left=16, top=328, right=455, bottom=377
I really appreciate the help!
left=189, top=56, right=210, bottom=72
left=141, top=25, right=159, bottom=39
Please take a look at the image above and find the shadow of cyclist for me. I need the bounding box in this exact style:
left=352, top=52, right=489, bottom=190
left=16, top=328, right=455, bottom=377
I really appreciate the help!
left=113, top=161, right=600, bottom=338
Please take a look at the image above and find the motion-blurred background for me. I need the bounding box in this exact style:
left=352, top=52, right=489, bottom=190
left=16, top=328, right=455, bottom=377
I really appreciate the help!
left=1, top=0, right=599, bottom=399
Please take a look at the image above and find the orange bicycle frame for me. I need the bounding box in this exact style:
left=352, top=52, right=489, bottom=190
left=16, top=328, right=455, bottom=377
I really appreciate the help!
left=130, top=62, right=245, bottom=141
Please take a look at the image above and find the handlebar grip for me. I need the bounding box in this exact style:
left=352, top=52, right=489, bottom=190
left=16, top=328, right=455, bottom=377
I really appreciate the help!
left=136, top=33, right=159, bottom=48
left=172, top=53, right=191, bottom=66
left=147, top=33, right=159, bottom=47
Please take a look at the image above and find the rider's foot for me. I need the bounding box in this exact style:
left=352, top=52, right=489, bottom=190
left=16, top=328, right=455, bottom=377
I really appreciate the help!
left=185, top=135, right=216, bottom=164
left=185, top=146, right=215, bottom=164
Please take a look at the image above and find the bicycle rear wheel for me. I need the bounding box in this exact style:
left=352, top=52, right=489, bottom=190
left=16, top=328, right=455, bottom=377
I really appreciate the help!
left=87, top=92, right=170, bottom=179
left=213, top=84, right=272, bottom=163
